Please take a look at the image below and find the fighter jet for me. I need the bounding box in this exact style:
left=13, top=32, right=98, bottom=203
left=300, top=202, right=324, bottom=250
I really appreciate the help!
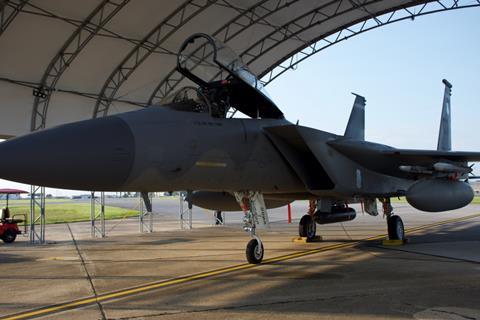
left=0, top=33, right=478, bottom=263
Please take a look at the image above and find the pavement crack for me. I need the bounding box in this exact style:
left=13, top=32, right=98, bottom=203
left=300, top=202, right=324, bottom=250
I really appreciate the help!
left=430, top=308, right=477, bottom=320
left=67, top=223, right=107, bottom=320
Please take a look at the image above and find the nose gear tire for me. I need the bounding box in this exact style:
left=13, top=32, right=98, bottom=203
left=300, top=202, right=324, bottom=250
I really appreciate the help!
left=246, top=238, right=264, bottom=264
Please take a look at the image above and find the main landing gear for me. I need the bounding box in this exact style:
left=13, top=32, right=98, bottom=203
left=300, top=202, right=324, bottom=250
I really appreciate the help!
left=380, top=198, right=405, bottom=241
left=387, top=215, right=405, bottom=240
left=299, top=215, right=316, bottom=241
left=299, top=200, right=317, bottom=241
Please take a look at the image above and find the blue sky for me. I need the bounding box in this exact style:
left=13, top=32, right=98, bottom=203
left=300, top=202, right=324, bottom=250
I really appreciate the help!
left=1, top=7, right=480, bottom=196
left=267, top=7, right=480, bottom=152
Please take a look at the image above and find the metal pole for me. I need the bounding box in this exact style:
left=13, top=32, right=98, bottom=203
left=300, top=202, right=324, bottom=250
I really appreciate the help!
left=140, top=192, right=153, bottom=233
left=179, top=191, right=193, bottom=230
left=90, top=191, right=95, bottom=238
left=29, top=186, right=35, bottom=243
left=29, top=185, right=46, bottom=244
left=100, top=192, right=105, bottom=237
left=90, top=191, right=106, bottom=238
left=40, top=187, right=45, bottom=242
left=287, top=203, right=292, bottom=224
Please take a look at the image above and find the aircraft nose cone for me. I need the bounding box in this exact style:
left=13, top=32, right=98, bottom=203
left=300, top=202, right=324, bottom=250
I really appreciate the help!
left=0, top=116, right=135, bottom=190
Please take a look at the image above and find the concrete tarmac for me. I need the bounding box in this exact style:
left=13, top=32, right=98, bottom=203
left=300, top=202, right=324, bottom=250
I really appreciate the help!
left=0, top=201, right=479, bottom=320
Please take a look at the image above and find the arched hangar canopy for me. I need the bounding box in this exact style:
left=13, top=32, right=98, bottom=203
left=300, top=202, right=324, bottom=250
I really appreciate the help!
left=0, top=0, right=477, bottom=137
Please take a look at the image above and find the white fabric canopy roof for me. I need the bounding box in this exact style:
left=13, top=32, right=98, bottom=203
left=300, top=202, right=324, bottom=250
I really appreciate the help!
left=0, top=0, right=476, bottom=137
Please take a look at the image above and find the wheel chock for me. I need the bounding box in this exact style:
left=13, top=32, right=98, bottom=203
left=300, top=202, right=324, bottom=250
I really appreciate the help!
left=292, top=236, right=323, bottom=243
left=382, top=239, right=408, bottom=246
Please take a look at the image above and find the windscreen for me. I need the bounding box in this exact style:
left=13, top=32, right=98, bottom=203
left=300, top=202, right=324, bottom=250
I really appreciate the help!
left=177, top=33, right=284, bottom=119
left=214, top=41, right=271, bottom=98
left=178, top=34, right=267, bottom=92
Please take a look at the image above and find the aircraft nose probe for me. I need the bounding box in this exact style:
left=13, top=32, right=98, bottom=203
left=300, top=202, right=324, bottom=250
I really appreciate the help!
left=0, top=115, right=135, bottom=191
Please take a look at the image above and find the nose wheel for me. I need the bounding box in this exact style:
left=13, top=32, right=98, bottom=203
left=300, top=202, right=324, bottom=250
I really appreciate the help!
left=235, top=191, right=270, bottom=264
left=246, top=237, right=264, bottom=264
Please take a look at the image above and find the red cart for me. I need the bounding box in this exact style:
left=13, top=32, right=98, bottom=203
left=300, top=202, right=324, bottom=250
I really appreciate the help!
left=0, top=188, right=28, bottom=244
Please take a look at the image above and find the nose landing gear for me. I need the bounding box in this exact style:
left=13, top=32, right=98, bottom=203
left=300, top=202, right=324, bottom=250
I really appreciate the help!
left=235, top=191, right=269, bottom=264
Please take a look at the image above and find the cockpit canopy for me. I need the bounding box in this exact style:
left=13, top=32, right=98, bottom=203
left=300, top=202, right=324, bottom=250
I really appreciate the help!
left=175, top=33, right=284, bottom=119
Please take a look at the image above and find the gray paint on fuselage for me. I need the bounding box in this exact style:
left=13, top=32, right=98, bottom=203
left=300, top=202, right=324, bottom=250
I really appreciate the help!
left=292, top=126, right=413, bottom=198
left=117, top=107, right=306, bottom=193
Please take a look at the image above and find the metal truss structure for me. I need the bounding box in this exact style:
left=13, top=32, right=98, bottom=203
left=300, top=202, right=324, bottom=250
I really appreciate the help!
left=147, top=0, right=300, bottom=105
left=139, top=192, right=153, bottom=233
left=179, top=191, right=193, bottom=230
left=93, top=0, right=217, bottom=118
left=30, top=0, right=130, bottom=131
left=0, top=0, right=476, bottom=124
left=29, top=185, right=45, bottom=244
left=90, top=191, right=106, bottom=238
left=0, top=0, right=27, bottom=37
left=147, top=0, right=480, bottom=103
left=260, top=0, right=480, bottom=85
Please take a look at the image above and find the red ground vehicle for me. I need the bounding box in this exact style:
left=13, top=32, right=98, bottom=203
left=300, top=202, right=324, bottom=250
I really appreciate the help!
left=0, top=188, right=28, bottom=244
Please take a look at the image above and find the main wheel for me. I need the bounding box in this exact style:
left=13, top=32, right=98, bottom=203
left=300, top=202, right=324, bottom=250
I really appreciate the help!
left=387, top=215, right=405, bottom=240
left=1, top=229, right=17, bottom=243
left=299, top=214, right=316, bottom=241
left=246, top=238, right=264, bottom=264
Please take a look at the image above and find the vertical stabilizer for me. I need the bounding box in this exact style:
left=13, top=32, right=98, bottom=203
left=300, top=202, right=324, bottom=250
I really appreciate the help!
left=344, top=93, right=366, bottom=140
left=437, top=79, right=452, bottom=151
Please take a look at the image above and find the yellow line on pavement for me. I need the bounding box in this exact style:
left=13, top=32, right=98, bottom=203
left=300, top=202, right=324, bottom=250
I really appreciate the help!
left=2, top=212, right=480, bottom=320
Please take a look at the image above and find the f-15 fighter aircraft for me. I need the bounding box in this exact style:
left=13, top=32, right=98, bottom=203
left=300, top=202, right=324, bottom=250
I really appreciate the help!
left=0, top=33, right=478, bottom=263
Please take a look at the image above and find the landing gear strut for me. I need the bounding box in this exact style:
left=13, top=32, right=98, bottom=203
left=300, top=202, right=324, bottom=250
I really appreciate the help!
left=242, top=202, right=264, bottom=264
left=235, top=192, right=269, bottom=264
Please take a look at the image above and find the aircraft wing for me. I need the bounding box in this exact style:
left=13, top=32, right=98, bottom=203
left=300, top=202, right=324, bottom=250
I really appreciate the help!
left=329, top=139, right=480, bottom=178
left=381, top=149, right=480, bottom=163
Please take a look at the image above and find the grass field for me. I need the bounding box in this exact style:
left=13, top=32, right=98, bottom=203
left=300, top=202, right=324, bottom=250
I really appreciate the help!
left=8, top=203, right=138, bottom=224
left=1, top=198, right=73, bottom=206
left=2, top=196, right=479, bottom=225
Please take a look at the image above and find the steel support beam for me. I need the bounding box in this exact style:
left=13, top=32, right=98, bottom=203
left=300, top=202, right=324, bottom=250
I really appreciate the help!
left=179, top=191, right=193, bottom=230
left=149, top=0, right=361, bottom=102
left=31, top=0, right=130, bottom=131
left=0, top=0, right=28, bottom=37
left=90, top=191, right=105, bottom=238
left=29, top=185, right=45, bottom=244
left=139, top=192, right=153, bottom=233
left=93, top=0, right=217, bottom=118
left=148, top=0, right=301, bottom=104
left=261, top=0, right=480, bottom=85
left=238, top=0, right=383, bottom=70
